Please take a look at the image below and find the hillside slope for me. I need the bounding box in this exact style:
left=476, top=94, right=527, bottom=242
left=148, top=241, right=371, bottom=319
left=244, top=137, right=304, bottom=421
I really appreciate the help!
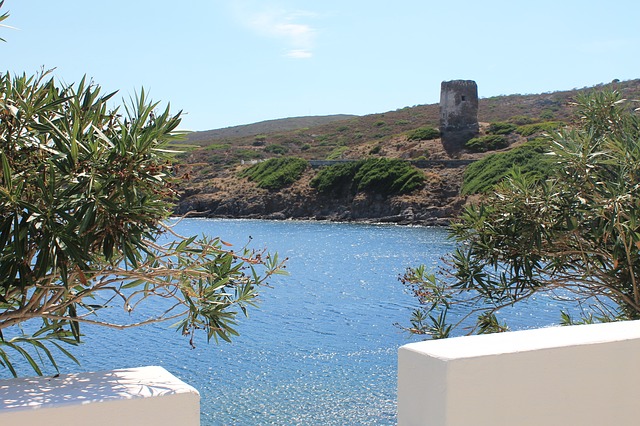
left=185, top=115, right=356, bottom=143
left=174, top=79, right=640, bottom=224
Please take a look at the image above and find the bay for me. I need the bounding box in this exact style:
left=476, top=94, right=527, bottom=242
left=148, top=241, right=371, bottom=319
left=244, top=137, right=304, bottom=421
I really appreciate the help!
left=1, top=219, right=571, bottom=425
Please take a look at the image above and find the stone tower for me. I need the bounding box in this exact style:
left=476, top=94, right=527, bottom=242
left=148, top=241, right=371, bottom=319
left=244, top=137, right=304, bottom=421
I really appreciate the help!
left=439, top=80, right=479, bottom=155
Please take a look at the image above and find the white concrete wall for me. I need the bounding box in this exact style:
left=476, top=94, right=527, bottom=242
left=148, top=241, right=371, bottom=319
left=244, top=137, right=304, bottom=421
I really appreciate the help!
left=0, top=365, right=200, bottom=426
left=398, top=320, right=640, bottom=426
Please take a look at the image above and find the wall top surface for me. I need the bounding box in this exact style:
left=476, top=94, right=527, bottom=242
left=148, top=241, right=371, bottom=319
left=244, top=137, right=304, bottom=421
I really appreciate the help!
left=400, top=320, right=640, bottom=361
left=0, top=365, right=199, bottom=412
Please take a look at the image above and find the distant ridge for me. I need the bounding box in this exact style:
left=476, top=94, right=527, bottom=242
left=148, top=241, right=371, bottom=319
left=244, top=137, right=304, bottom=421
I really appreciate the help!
left=186, top=114, right=357, bottom=142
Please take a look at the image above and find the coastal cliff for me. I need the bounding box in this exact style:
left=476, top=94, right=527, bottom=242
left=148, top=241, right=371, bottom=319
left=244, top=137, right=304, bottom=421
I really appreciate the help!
left=175, top=164, right=466, bottom=226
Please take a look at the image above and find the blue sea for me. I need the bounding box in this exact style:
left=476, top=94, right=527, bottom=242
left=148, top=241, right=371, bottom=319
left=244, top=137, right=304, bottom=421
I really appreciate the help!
left=1, top=219, right=573, bottom=425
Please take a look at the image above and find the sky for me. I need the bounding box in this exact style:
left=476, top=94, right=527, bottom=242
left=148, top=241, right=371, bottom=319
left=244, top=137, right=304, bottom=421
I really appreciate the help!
left=2, top=1, right=640, bottom=131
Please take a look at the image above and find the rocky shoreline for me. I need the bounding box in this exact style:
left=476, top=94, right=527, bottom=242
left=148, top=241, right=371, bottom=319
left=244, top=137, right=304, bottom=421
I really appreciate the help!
left=175, top=166, right=466, bottom=226
left=176, top=201, right=459, bottom=226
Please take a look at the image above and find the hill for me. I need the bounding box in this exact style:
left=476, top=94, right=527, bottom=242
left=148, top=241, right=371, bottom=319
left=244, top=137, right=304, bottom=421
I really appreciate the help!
left=185, top=115, right=357, bottom=143
left=173, top=78, right=640, bottom=225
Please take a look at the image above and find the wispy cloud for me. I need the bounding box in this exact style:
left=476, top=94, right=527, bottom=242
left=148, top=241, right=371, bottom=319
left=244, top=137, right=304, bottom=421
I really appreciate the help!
left=286, top=49, right=313, bottom=59
left=233, top=3, right=317, bottom=59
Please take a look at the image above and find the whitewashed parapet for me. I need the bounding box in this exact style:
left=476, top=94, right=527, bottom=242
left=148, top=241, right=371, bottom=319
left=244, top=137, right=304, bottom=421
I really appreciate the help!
left=0, top=365, right=200, bottom=426
left=398, top=320, right=640, bottom=426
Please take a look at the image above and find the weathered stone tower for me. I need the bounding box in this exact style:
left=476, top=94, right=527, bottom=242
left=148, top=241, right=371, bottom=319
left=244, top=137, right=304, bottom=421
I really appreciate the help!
left=439, top=80, right=479, bottom=155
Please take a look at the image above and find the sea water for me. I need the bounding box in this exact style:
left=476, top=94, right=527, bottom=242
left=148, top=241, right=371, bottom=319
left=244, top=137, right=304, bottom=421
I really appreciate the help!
left=1, top=219, right=572, bottom=425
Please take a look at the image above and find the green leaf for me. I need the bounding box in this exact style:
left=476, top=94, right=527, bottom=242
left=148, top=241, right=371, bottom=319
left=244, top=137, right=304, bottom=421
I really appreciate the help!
left=50, top=341, right=81, bottom=367
left=0, top=349, right=17, bottom=377
left=68, top=305, right=81, bottom=343
left=1, top=152, right=11, bottom=191
left=4, top=341, right=43, bottom=376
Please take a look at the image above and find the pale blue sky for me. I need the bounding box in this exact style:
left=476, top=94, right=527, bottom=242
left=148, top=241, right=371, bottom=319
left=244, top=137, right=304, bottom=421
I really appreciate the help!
left=2, top=1, right=639, bottom=131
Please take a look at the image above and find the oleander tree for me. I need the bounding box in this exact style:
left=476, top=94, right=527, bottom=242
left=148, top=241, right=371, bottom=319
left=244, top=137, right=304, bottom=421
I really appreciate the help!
left=0, top=7, right=285, bottom=376
left=402, top=89, right=640, bottom=338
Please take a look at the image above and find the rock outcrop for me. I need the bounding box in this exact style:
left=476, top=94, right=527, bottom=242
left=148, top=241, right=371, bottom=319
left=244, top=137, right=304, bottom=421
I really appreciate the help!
left=175, top=166, right=466, bottom=226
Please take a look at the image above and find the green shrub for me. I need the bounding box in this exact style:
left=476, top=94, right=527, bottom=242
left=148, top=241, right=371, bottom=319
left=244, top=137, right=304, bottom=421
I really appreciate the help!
left=465, top=135, right=509, bottom=152
left=253, top=135, right=267, bottom=146
left=311, top=158, right=424, bottom=196
left=369, top=145, right=382, bottom=155
left=516, top=121, right=563, bottom=137
left=236, top=149, right=263, bottom=160
left=205, top=143, right=231, bottom=151
left=310, top=161, right=363, bottom=194
left=462, top=139, right=553, bottom=195
left=327, top=146, right=349, bottom=160
left=354, top=158, right=424, bottom=195
left=540, top=109, right=555, bottom=120
left=264, top=144, right=289, bottom=155
left=508, top=115, right=536, bottom=125
left=301, top=143, right=311, bottom=151
left=488, top=122, right=516, bottom=135
left=407, top=126, right=440, bottom=141
left=239, top=157, right=308, bottom=190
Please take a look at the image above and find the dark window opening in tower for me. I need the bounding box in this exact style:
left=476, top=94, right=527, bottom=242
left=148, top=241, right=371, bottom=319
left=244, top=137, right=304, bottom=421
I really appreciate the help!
left=461, top=95, right=466, bottom=101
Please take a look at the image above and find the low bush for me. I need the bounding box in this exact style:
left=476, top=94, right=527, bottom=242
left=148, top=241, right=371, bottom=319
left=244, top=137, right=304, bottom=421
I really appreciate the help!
left=354, top=158, right=425, bottom=195
left=264, top=144, right=289, bottom=155
left=239, top=157, right=308, bottom=190
left=406, top=126, right=440, bottom=141
left=462, top=139, right=553, bottom=195
left=488, top=122, right=516, bottom=135
left=235, top=149, right=263, bottom=160
left=465, top=135, right=509, bottom=152
left=327, top=146, right=349, bottom=160
left=311, top=158, right=424, bottom=196
left=310, top=161, right=363, bottom=194
left=205, top=143, right=231, bottom=151
left=253, top=135, right=267, bottom=146
left=539, top=109, right=555, bottom=120
left=516, top=121, right=563, bottom=137
left=508, top=115, right=536, bottom=125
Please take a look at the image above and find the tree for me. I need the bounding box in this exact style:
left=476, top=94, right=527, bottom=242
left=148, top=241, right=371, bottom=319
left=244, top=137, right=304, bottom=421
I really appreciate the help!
left=402, top=90, right=640, bottom=338
left=0, top=68, right=286, bottom=377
